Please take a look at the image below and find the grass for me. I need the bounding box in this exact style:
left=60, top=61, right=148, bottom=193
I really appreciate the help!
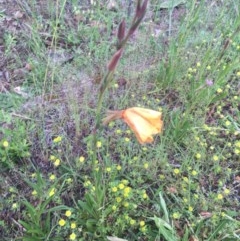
left=0, top=0, right=240, bottom=240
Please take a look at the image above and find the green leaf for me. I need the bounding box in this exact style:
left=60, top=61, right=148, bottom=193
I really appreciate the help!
left=206, top=219, right=229, bottom=241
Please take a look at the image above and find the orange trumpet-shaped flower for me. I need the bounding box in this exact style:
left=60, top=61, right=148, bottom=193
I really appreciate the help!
left=103, top=107, right=163, bottom=144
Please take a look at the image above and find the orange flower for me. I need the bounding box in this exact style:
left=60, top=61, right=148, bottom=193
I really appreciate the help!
left=103, top=107, right=163, bottom=144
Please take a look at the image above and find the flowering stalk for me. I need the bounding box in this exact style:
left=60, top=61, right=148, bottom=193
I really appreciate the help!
left=92, top=0, right=149, bottom=157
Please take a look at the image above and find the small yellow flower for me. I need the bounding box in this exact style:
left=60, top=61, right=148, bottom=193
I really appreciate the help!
left=140, top=225, right=147, bottom=233
left=121, top=179, right=129, bottom=185
left=217, top=88, right=223, bottom=93
left=183, top=177, right=189, bottom=183
left=106, top=167, right=111, bottom=172
left=125, top=137, right=130, bottom=142
left=195, top=153, right=201, bottom=159
left=50, top=155, right=56, bottom=161
left=2, top=141, right=9, bottom=148
left=188, top=206, right=193, bottom=212
left=236, top=71, right=240, bottom=76
left=31, top=173, right=36, bottom=178
left=235, top=141, right=240, bottom=148
left=12, top=203, right=18, bottom=209
left=225, top=120, right=231, bottom=126
left=159, top=174, right=165, bottom=179
left=32, top=190, right=37, bottom=196
left=71, top=222, right=76, bottom=229
left=58, top=219, right=66, bottom=226
left=116, top=129, right=122, bottom=134
left=116, top=165, right=122, bottom=171
left=54, top=159, right=61, bottom=167
left=224, top=188, right=230, bottom=195
left=116, top=197, right=122, bottom=203
left=173, top=168, right=180, bottom=174
left=196, top=62, right=201, bottom=67
left=194, top=194, right=199, bottom=199
left=65, top=210, right=72, bottom=217
left=124, top=187, right=131, bottom=194
left=139, top=221, right=145, bottom=227
left=69, top=232, right=76, bottom=240
left=144, top=163, right=149, bottom=169
left=66, top=178, right=73, bottom=184
left=172, top=212, right=181, bottom=219
left=108, top=121, right=114, bottom=127
left=143, top=193, right=148, bottom=199
left=194, top=136, right=200, bottom=141
left=213, top=155, right=219, bottom=161
left=79, top=156, right=85, bottom=163
left=206, top=65, right=211, bottom=70
left=123, top=202, right=129, bottom=207
left=118, top=183, right=125, bottom=189
left=234, top=149, right=240, bottom=155
left=112, top=187, right=118, bottom=192
left=49, top=174, right=56, bottom=180
left=191, top=170, right=198, bottom=176
left=112, top=205, right=117, bottom=211
left=217, top=193, right=223, bottom=200
left=84, top=180, right=91, bottom=187
left=53, top=136, right=62, bottom=143
left=130, top=219, right=136, bottom=225
left=49, top=188, right=56, bottom=197
left=96, top=141, right=102, bottom=148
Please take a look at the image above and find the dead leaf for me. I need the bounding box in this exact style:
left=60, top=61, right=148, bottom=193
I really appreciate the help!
left=14, top=11, right=24, bottom=19
left=167, top=186, right=177, bottom=193
left=107, top=0, right=118, bottom=11
left=235, top=176, right=240, bottom=182
left=189, top=235, right=199, bottom=241
left=25, top=63, right=33, bottom=71
left=13, top=86, right=29, bottom=98
left=199, top=211, right=212, bottom=219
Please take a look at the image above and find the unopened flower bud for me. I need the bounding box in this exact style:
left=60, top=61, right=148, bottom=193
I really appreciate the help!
left=107, top=49, right=123, bottom=72
left=117, top=19, right=125, bottom=42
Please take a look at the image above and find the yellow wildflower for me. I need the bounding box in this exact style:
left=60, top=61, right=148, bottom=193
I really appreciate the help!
left=69, top=233, right=76, bottom=240
left=3, top=141, right=9, bottom=148
left=49, top=188, right=56, bottom=197
left=65, top=210, right=72, bottom=217
left=58, top=219, right=66, bottom=226
left=71, top=222, right=76, bottom=229
left=53, top=136, right=62, bottom=143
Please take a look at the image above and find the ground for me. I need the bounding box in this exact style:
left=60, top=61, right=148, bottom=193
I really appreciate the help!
left=0, top=0, right=239, bottom=240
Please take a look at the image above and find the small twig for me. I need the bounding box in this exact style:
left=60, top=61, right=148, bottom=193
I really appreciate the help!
left=11, top=217, right=26, bottom=232
left=11, top=113, right=34, bottom=121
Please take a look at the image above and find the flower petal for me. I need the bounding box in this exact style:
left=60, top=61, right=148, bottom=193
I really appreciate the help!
left=122, top=107, right=163, bottom=144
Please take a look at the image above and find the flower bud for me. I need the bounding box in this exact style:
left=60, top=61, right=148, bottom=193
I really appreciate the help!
left=107, top=49, right=123, bottom=72
left=117, top=19, right=126, bottom=42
